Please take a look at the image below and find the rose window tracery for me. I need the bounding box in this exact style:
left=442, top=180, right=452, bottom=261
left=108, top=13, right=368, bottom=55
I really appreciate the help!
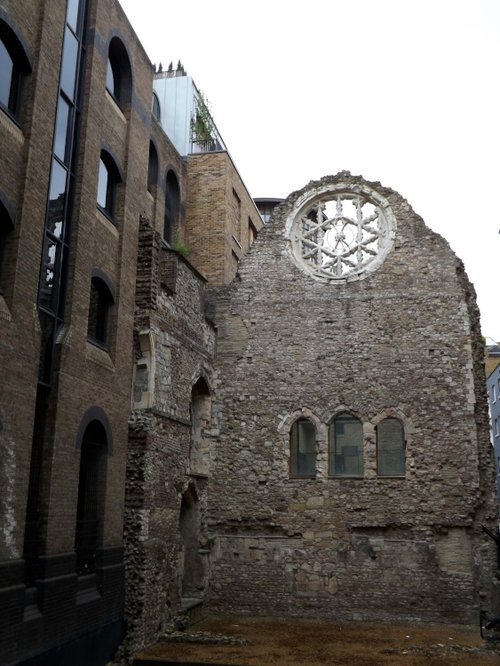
left=288, top=184, right=396, bottom=281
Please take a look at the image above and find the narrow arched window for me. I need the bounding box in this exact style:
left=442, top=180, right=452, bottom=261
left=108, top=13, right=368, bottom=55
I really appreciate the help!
left=106, top=37, right=132, bottom=108
left=329, top=413, right=363, bottom=477
left=190, top=377, right=211, bottom=476
left=0, top=20, right=32, bottom=120
left=164, top=169, right=180, bottom=244
left=147, top=141, right=158, bottom=193
left=152, top=91, right=161, bottom=121
left=377, top=418, right=405, bottom=477
left=290, top=418, right=316, bottom=477
left=0, top=198, right=14, bottom=294
left=75, top=420, right=108, bottom=574
left=87, top=275, right=114, bottom=347
left=97, top=151, right=121, bottom=218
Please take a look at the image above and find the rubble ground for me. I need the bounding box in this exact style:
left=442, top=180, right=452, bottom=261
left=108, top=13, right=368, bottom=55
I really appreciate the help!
left=133, top=614, right=500, bottom=665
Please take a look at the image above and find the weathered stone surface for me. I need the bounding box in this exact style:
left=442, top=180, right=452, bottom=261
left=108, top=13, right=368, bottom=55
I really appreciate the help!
left=206, top=173, right=498, bottom=624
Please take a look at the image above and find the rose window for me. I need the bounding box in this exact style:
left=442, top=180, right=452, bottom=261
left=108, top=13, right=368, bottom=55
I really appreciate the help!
left=288, top=185, right=396, bottom=281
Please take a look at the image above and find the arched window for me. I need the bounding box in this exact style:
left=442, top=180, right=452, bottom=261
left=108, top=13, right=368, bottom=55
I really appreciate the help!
left=329, top=413, right=363, bottom=477
left=0, top=20, right=31, bottom=119
left=152, top=91, right=161, bottom=121
left=106, top=37, right=132, bottom=108
left=87, top=273, right=114, bottom=347
left=290, top=418, right=316, bottom=477
left=377, top=418, right=405, bottom=476
left=189, top=377, right=211, bottom=476
left=147, top=141, right=158, bottom=193
left=97, top=150, right=121, bottom=218
left=0, top=197, right=14, bottom=294
left=164, top=169, right=180, bottom=244
left=75, top=419, right=109, bottom=575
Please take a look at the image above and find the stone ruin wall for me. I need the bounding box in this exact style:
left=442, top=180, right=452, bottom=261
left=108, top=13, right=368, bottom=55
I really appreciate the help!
left=124, top=217, right=216, bottom=651
left=206, top=173, right=498, bottom=624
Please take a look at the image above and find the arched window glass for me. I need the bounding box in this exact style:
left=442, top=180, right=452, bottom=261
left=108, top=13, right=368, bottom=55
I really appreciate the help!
left=75, top=420, right=108, bottom=574
left=329, top=413, right=363, bottom=477
left=87, top=275, right=114, bottom=347
left=164, top=170, right=180, bottom=244
left=97, top=151, right=120, bottom=218
left=290, top=418, right=316, bottom=477
left=152, top=91, right=161, bottom=120
left=106, top=37, right=132, bottom=108
left=377, top=418, right=405, bottom=476
left=147, top=141, right=158, bottom=192
left=0, top=21, right=32, bottom=119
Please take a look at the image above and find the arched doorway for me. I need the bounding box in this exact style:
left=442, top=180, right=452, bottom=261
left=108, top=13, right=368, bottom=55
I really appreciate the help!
left=75, top=420, right=108, bottom=574
left=179, top=484, right=204, bottom=598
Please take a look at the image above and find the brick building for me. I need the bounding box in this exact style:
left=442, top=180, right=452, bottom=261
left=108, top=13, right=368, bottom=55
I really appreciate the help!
left=0, top=1, right=497, bottom=665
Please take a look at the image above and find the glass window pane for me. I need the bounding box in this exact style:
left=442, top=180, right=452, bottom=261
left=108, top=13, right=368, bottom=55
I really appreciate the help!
left=0, top=39, right=14, bottom=110
left=377, top=418, right=405, bottom=476
left=329, top=414, right=363, bottom=476
left=97, top=159, right=109, bottom=209
left=291, top=419, right=316, bottom=476
left=106, top=59, right=115, bottom=96
left=60, top=28, right=79, bottom=101
left=54, top=96, right=71, bottom=164
left=66, top=0, right=81, bottom=33
left=39, top=237, right=60, bottom=312
left=48, top=160, right=67, bottom=238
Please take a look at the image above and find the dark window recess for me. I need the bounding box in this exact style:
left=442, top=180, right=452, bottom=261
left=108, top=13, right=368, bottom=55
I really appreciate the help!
left=0, top=199, right=14, bottom=293
left=164, top=169, right=180, bottom=244
left=97, top=152, right=120, bottom=218
left=290, top=418, right=316, bottom=476
left=106, top=37, right=132, bottom=108
left=0, top=21, right=32, bottom=119
left=147, top=141, right=158, bottom=192
left=75, top=421, right=107, bottom=575
left=87, top=276, right=113, bottom=347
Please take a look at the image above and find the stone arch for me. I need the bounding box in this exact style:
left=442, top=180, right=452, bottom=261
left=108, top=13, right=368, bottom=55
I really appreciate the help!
left=189, top=376, right=211, bottom=477
left=179, top=481, right=205, bottom=599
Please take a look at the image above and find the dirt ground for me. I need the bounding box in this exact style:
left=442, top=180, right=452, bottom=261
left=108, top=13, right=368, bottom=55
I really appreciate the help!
left=134, top=614, right=500, bottom=665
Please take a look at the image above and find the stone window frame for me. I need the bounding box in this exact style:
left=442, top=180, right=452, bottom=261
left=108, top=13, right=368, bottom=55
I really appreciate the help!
left=285, top=180, right=397, bottom=283
left=279, top=405, right=412, bottom=481
left=328, top=410, right=365, bottom=478
left=289, top=417, right=317, bottom=478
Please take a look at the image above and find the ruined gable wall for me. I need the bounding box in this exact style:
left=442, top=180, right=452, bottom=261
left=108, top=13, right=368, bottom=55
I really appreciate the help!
left=208, top=173, right=497, bottom=623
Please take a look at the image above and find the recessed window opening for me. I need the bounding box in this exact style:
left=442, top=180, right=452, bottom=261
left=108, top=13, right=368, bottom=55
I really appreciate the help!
left=87, top=275, right=114, bottom=347
left=290, top=418, right=316, bottom=477
left=377, top=417, right=405, bottom=476
left=147, top=141, right=158, bottom=192
left=164, top=169, right=180, bottom=244
left=75, top=420, right=108, bottom=575
left=0, top=20, right=32, bottom=119
left=0, top=199, right=14, bottom=293
left=97, top=151, right=120, bottom=218
left=329, top=413, right=363, bottom=477
left=106, top=37, right=132, bottom=108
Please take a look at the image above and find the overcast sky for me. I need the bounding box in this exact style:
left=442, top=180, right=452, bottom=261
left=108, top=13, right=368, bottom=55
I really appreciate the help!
left=120, top=0, right=500, bottom=339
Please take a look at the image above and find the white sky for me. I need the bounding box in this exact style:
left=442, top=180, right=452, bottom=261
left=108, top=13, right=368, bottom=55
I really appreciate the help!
left=120, top=0, right=500, bottom=339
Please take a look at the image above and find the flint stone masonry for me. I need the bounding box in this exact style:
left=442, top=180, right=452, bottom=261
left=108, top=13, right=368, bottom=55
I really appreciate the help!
left=207, top=173, right=497, bottom=624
